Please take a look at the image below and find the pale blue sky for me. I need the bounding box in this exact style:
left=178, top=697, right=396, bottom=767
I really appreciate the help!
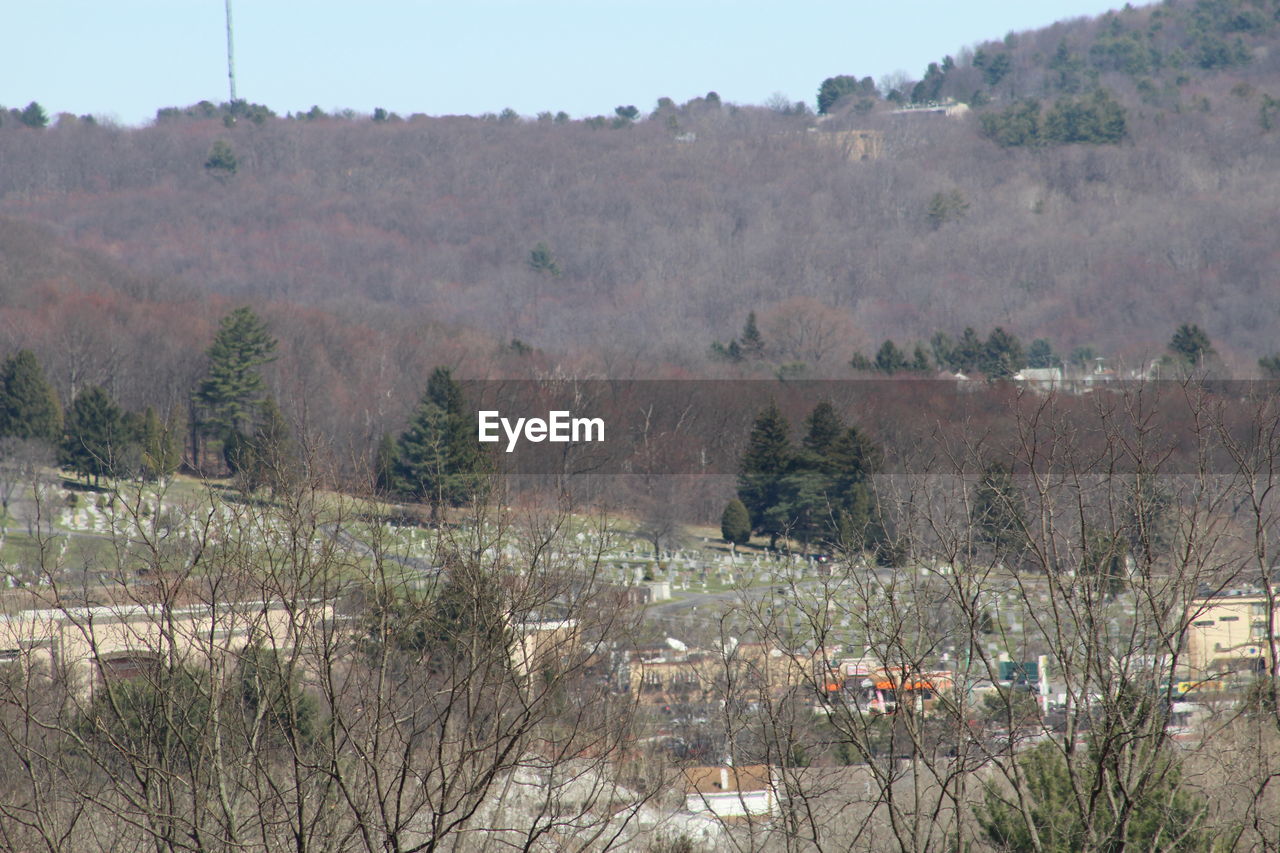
left=5, top=1, right=1129, bottom=126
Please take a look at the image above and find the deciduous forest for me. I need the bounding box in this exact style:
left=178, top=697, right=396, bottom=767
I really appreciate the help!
left=0, top=0, right=1278, bottom=477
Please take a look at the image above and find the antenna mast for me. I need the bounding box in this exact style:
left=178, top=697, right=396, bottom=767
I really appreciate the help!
left=225, top=0, right=238, bottom=102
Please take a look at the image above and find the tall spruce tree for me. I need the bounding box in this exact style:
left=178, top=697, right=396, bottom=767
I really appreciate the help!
left=1168, top=324, right=1215, bottom=368
left=737, top=401, right=792, bottom=547
left=194, top=307, right=278, bottom=457
left=196, top=307, right=277, bottom=437
left=739, top=312, right=766, bottom=360
left=801, top=400, right=844, bottom=461
left=61, top=386, right=127, bottom=486
left=0, top=350, right=62, bottom=443
left=981, top=327, right=1025, bottom=379
left=972, top=460, right=1028, bottom=557
left=394, top=368, right=486, bottom=519
left=827, top=424, right=884, bottom=553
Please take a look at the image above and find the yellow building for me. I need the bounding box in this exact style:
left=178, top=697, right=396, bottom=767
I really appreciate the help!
left=1184, top=593, right=1277, bottom=680
left=0, top=597, right=331, bottom=697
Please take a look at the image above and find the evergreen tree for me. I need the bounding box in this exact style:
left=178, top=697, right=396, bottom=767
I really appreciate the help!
left=395, top=368, right=486, bottom=519
left=737, top=402, right=792, bottom=547
left=951, top=327, right=985, bottom=373
left=771, top=466, right=831, bottom=548
left=975, top=742, right=1209, bottom=852
left=195, top=307, right=278, bottom=445
left=739, top=312, right=766, bottom=360
left=874, top=340, right=909, bottom=374
left=911, top=345, right=932, bottom=372
left=1260, top=354, right=1280, bottom=378
left=237, top=644, right=318, bottom=748
left=827, top=424, right=884, bottom=552
left=61, top=385, right=127, bottom=486
left=801, top=401, right=844, bottom=460
left=930, top=332, right=957, bottom=371
left=972, top=460, right=1027, bottom=556
left=366, top=560, right=511, bottom=674
left=1168, top=324, right=1215, bottom=368
left=204, top=139, right=237, bottom=177
left=784, top=403, right=886, bottom=554
left=720, top=498, right=751, bottom=552
left=528, top=242, right=561, bottom=276
left=849, top=352, right=874, bottom=371
left=926, top=190, right=969, bottom=228
left=0, top=350, right=62, bottom=443
left=18, top=101, right=48, bottom=129
left=817, top=75, right=876, bottom=114
left=981, top=327, right=1025, bottom=379
left=1027, top=338, right=1058, bottom=369
left=710, top=339, right=744, bottom=363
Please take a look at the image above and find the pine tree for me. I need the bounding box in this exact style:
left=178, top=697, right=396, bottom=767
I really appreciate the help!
left=18, top=101, right=48, bottom=129
left=874, top=340, right=909, bottom=374
left=194, top=307, right=278, bottom=447
left=739, top=312, right=766, bottom=360
left=827, top=425, right=884, bottom=552
left=911, top=345, right=932, bottom=372
left=975, top=742, right=1209, bottom=852
left=1168, top=324, right=1215, bottom=368
left=1027, top=339, right=1058, bottom=369
left=982, top=327, right=1025, bottom=379
left=953, top=327, right=984, bottom=373
left=61, top=386, right=127, bottom=486
left=720, top=499, right=751, bottom=552
left=737, top=402, right=792, bottom=547
left=528, top=242, right=561, bottom=276
left=204, top=139, right=237, bottom=178
left=0, top=350, right=62, bottom=443
left=801, top=401, right=844, bottom=461
left=395, top=368, right=486, bottom=519
left=972, top=460, right=1027, bottom=556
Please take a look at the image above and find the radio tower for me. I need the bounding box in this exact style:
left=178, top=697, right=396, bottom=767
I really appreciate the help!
left=225, top=0, right=238, bottom=102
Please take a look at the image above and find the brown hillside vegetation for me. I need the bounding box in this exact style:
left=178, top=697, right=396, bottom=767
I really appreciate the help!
left=0, top=0, right=1276, bottom=445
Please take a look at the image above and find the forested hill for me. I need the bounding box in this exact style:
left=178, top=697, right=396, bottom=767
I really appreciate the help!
left=0, top=0, right=1278, bottom=435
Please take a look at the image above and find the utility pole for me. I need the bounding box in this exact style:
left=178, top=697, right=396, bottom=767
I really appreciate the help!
left=225, top=0, right=238, bottom=102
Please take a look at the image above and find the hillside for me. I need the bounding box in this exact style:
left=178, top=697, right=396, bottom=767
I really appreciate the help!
left=0, top=0, right=1277, bottom=440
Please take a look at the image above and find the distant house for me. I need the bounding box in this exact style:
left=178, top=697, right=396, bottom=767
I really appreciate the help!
left=1012, top=366, right=1063, bottom=393
left=682, top=765, right=777, bottom=819
left=891, top=100, right=971, bottom=119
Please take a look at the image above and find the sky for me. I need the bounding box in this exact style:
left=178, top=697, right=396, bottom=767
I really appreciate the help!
left=4, top=1, right=1131, bottom=126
